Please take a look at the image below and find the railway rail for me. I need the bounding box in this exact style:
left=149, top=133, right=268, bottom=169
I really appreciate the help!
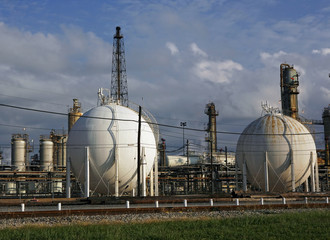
left=0, top=196, right=329, bottom=219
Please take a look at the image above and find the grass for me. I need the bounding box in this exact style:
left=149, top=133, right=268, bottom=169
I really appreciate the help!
left=0, top=210, right=329, bottom=240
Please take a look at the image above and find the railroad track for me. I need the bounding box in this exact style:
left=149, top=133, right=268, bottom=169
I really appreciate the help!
left=1, top=202, right=329, bottom=219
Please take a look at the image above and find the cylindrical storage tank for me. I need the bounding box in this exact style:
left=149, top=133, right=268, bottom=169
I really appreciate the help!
left=11, top=138, right=26, bottom=171
left=53, top=180, right=63, bottom=193
left=6, top=182, right=16, bottom=194
left=40, top=139, right=54, bottom=171
left=17, top=180, right=27, bottom=195
left=236, top=113, right=316, bottom=192
left=67, top=103, right=157, bottom=195
left=56, top=137, right=67, bottom=168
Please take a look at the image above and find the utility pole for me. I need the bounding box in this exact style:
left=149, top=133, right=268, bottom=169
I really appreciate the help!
left=225, top=146, right=229, bottom=193
left=137, top=106, right=142, bottom=196
left=186, top=139, right=189, bottom=193
left=160, top=138, right=166, bottom=166
left=186, top=139, right=189, bottom=165
left=180, top=122, right=186, bottom=156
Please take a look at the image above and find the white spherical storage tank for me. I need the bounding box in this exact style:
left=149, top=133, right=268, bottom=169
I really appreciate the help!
left=67, top=103, right=157, bottom=195
left=236, top=113, right=317, bottom=192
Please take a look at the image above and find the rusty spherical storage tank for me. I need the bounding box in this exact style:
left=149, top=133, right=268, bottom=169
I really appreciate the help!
left=236, top=112, right=317, bottom=192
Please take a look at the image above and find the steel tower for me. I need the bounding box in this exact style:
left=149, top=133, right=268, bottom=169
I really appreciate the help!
left=111, top=26, right=128, bottom=106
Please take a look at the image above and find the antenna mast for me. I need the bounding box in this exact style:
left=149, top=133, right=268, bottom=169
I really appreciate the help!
left=111, top=26, right=128, bottom=106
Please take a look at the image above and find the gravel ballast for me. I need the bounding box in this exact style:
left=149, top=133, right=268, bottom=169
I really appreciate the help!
left=0, top=208, right=328, bottom=229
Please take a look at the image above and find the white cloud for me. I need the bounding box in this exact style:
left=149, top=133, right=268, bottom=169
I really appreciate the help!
left=260, top=51, right=287, bottom=61
left=320, top=86, right=330, bottom=101
left=0, top=23, right=111, bottom=77
left=312, top=48, right=330, bottom=56
left=259, top=51, right=306, bottom=76
left=165, top=42, right=179, bottom=55
left=190, top=43, right=207, bottom=57
left=0, top=22, right=111, bottom=117
left=0, top=1, right=330, bottom=150
left=193, top=59, right=243, bottom=84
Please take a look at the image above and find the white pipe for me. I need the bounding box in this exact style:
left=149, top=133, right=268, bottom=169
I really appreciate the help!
left=155, top=201, right=159, bottom=208
left=183, top=199, right=187, bottom=207
left=304, top=179, right=309, bottom=193
left=58, top=202, right=62, bottom=211
left=126, top=201, right=130, bottom=208
left=291, top=150, right=295, bottom=192
left=21, top=203, right=25, bottom=212
left=282, top=197, right=286, bottom=204
left=235, top=198, right=239, bottom=206
left=260, top=198, right=264, bottom=205
left=264, top=151, right=269, bottom=192
left=310, top=152, right=315, bottom=192
left=304, top=197, right=308, bottom=204
left=85, top=146, right=90, bottom=198
left=150, top=164, right=154, bottom=196
left=66, top=157, right=71, bottom=198
left=114, top=147, right=119, bottom=197
left=114, top=115, right=119, bottom=197
left=315, top=154, right=319, bottom=192
left=210, top=199, right=214, bottom=206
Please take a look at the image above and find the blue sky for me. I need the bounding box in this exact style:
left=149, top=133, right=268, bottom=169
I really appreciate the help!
left=0, top=0, right=329, bottom=160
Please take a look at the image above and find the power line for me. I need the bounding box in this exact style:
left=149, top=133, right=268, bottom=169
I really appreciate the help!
left=0, top=120, right=324, bottom=148
left=0, top=93, right=67, bottom=107
left=0, top=122, right=56, bottom=131
left=0, top=103, right=324, bottom=136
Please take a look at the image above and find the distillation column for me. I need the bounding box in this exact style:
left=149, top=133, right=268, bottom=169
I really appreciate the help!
left=68, top=99, right=82, bottom=132
left=280, top=63, right=299, bottom=119
left=205, top=102, right=219, bottom=153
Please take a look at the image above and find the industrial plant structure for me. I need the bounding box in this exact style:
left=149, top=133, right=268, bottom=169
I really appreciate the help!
left=0, top=28, right=329, bottom=199
left=234, top=64, right=329, bottom=193
left=279, top=63, right=329, bottom=190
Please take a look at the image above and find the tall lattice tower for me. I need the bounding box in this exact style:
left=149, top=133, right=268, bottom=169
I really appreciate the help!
left=111, top=26, right=128, bottom=106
